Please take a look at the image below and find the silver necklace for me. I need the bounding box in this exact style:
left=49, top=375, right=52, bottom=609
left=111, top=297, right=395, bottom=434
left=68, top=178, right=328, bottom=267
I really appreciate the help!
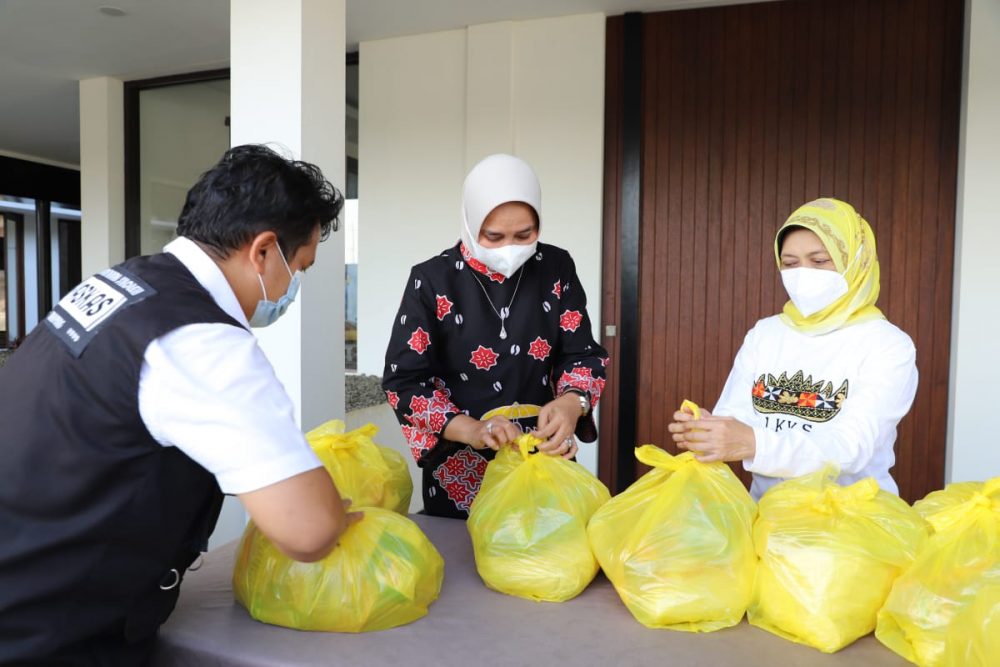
left=469, top=266, right=525, bottom=340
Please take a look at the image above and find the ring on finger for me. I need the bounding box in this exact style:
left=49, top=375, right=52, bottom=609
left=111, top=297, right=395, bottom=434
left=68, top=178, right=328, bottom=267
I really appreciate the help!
left=485, top=421, right=494, bottom=435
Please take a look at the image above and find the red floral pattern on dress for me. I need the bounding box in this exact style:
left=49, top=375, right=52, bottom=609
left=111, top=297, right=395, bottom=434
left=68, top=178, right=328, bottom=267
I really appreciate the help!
left=408, top=327, right=431, bottom=354
left=402, top=425, right=439, bottom=462
left=435, top=294, right=454, bottom=321
left=559, top=309, right=583, bottom=333
left=432, top=449, right=489, bottom=512
left=409, top=395, right=429, bottom=417
left=556, top=365, right=605, bottom=406
left=552, top=280, right=562, bottom=299
left=385, top=390, right=399, bottom=409
left=460, top=243, right=506, bottom=283
left=591, top=377, right=607, bottom=408
left=470, top=345, right=499, bottom=371
left=528, top=336, right=552, bottom=361
left=428, top=411, right=448, bottom=433
left=404, top=382, right=459, bottom=440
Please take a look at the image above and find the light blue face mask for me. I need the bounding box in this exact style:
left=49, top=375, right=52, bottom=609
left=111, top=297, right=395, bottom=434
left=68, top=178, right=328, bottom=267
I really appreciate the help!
left=249, top=243, right=302, bottom=328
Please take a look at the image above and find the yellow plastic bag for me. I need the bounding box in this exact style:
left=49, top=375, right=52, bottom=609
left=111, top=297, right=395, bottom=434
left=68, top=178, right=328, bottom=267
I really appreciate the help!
left=376, top=445, right=414, bottom=514
left=588, top=444, right=757, bottom=631
left=306, top=420, right=413, bottom=514
left=232, top=507, right=444, bottom=632
left=875, top=477, right=1000, bottom=666
left=941, top=578, right=1000, bottom=666
left=467, top=433, right=611, bottom=602
left=748, top=467, right=928, bottom=653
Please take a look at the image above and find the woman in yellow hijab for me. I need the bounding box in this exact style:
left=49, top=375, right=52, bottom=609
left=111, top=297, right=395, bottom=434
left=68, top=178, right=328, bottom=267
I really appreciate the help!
left=669, top=198, right=918, bottom=499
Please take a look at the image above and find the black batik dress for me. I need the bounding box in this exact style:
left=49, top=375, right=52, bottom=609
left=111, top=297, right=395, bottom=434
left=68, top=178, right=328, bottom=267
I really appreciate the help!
left=382, top=241, right=610, bottom=518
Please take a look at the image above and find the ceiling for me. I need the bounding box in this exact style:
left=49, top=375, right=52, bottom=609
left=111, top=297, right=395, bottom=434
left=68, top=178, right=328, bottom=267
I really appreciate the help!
left=0, top=0, right=744, bottom=167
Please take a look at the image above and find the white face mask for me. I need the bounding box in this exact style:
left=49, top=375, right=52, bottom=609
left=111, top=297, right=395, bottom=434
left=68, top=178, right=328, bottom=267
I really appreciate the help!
left=780, top=244, right=863, bottom=316
left=476, top=241, right=537, bottom=278
left=780, top=267, right=848, bottom=317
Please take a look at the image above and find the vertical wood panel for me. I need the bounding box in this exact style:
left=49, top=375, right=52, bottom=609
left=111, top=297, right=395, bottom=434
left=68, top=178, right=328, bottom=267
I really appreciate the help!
left=598, top=17, right=623, bottom=489
left=602, top=0, right=963, bottom=501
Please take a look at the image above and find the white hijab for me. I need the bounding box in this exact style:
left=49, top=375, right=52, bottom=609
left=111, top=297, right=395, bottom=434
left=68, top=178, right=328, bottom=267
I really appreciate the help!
left=460, top=154, right=542, bottom=273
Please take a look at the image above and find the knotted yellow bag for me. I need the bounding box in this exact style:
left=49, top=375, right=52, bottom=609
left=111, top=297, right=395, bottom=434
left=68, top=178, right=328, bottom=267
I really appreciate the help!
left=467, top=434, right=610, bottom=602
left=748, top=467, right=928, bottom=653
left=233, top=507, right=444, bottom=632
left=306, top=420, right=412, bottom=514
left=875, top=477, right=1000, bottom=666
left=588, top=444, right=756, bottom=631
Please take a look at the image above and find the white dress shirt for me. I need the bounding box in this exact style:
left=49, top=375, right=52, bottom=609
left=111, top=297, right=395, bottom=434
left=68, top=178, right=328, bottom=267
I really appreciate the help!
left=137, top=237, right=321, bottom=494
left=714, top=315, right=918, bottom=500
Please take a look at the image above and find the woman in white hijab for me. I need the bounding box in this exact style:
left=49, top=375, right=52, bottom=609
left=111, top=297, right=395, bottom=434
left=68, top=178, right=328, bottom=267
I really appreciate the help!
left=382, top=154, right=609, bottom=518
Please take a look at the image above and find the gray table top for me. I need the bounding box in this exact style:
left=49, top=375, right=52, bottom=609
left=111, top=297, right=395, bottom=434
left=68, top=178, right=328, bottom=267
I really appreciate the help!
left=150, top=514, right=909, bottom=667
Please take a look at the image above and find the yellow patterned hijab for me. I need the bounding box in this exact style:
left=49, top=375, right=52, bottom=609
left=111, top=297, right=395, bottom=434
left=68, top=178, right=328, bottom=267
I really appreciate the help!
left=775, top=198, right=885, bottom=335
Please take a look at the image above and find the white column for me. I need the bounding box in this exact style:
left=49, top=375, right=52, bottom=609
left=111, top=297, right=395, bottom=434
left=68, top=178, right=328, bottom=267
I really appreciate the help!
left=79, top=77, right=125, bottom=279
left=213, top=0, right=346, bottom=550
left=230, top=0, right=346, bottom=429
left=948, top=0, right=1000, bottom=483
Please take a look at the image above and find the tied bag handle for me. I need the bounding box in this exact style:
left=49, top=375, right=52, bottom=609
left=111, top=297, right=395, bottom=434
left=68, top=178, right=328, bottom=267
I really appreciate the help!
left=634, top=444, right=700, bottom=470
left=781, top=465, right=879, bottom=515
left=514, top=434, right=553, bottom=481
left=927, top=476, right=1000, bottom=534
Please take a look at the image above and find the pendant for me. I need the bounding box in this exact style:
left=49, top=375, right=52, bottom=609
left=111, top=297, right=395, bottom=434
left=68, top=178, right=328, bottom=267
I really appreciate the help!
left=500, top=315, right=507, bottom=340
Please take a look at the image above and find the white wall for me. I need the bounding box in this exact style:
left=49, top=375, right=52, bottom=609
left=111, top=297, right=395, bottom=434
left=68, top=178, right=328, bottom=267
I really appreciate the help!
left=359, top=28, right=468, bottom=375
left=358, top=13, right=606, bottom=474
left=948, top=0, right=1000, bottom=484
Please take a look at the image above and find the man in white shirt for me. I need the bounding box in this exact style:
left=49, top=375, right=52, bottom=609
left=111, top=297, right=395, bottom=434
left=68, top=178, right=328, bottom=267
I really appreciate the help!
left=0, top=145, right=358, bottom=665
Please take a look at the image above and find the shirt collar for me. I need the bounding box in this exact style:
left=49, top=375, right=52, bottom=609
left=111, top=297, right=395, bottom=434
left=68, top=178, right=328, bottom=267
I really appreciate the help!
left=165, top=236, right=251, bottom=331
left=459, top=242, right=507, bottom=283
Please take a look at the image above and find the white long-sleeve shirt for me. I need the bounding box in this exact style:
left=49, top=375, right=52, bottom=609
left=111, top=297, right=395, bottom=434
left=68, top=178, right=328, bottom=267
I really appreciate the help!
left=713, top=315, right=918, bottom=500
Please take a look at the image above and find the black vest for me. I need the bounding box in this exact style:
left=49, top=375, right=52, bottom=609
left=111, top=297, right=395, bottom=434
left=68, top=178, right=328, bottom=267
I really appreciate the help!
left=0, top=253, right=242, bottom=665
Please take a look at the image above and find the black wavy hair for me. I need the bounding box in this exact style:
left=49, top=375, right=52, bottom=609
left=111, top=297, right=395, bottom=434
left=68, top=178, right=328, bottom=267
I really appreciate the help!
left=777, top=224, right=807, bottom=253
left=176, top=144, right=344, bottom=259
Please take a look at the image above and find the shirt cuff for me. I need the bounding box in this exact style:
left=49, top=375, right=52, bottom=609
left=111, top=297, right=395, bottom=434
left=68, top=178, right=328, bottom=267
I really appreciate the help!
left=555, top=368, right=605, bottom=406
left=743, top=426, right=771, bottom=474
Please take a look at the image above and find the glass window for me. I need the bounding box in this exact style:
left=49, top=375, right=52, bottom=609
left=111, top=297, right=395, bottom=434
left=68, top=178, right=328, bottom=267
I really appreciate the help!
left=138, top=79, right=231, bottom=255
left=128, top=62, right=358, bottom=369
